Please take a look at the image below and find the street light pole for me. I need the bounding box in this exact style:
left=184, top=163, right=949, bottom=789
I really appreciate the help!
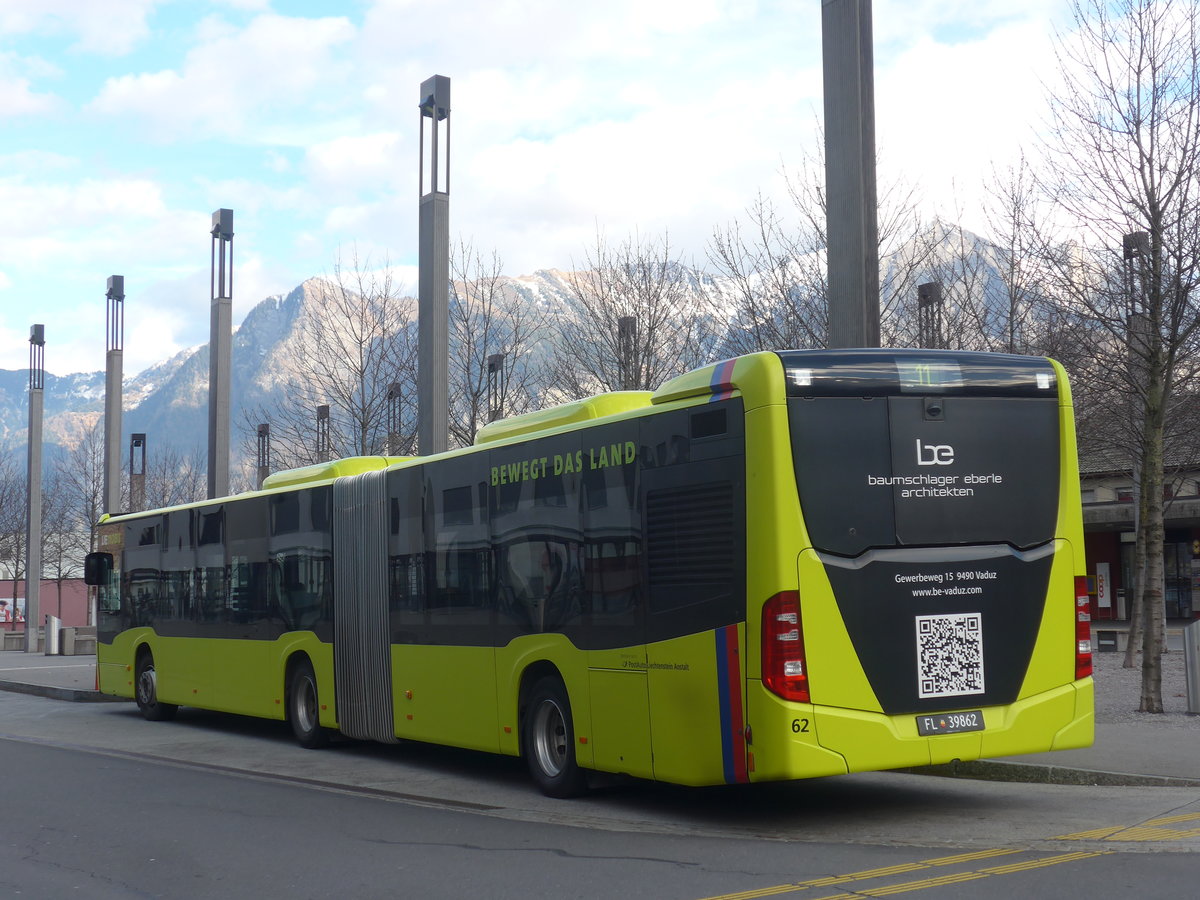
left=418, top=75, right=451, bottom=455
left=104, top=276, right=124, bottom=517
left=25, top=325, right=45, bottom=653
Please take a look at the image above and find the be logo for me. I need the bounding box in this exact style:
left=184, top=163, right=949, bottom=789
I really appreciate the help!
left=916, top=438, right=954, bottom=466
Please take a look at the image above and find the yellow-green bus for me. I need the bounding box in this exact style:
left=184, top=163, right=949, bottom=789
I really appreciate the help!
left=86, top=349, right=1093, bottom=796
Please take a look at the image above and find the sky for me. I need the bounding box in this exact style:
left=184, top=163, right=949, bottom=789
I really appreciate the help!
left=0, top=0, right=1072, bottom=376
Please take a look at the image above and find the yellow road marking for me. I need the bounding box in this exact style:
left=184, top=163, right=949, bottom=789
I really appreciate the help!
left=696, top=847, right=1093, bottom=900
left=1055, top=810, right=1200, bottom=843
left=801, top=851, right=1109, bottom=900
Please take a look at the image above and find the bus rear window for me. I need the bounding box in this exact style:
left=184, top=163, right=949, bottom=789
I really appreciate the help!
left=778, top=349, right=1057, bottom=398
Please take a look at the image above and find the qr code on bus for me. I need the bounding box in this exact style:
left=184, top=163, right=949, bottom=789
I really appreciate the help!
left=916, top=613, right=985, bottom=699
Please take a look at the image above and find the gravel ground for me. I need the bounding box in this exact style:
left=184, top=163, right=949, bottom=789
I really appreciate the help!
left=1092, top=643, right=1200, bottom=726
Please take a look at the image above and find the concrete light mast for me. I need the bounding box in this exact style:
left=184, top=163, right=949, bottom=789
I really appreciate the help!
left=208, top=209, right=234, bottom=499
left=418, top=75, right=450, bottom=455
left=822, top=0, right=880, bottom=348
left=25, top=325, right=45, bottom=653
left=103, top=277, right=124, bottom=517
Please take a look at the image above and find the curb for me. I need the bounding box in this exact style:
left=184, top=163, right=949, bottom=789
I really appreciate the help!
left=0, top=680, right=128, bottom=704
left=902, top=758, right=1200, bottom=788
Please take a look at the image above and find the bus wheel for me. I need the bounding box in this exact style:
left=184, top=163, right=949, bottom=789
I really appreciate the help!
left=523, top=677, right=587, bottom=798
left=134, top=653, right=177, bottom=722
left=288, top=660, right=329, bottom=749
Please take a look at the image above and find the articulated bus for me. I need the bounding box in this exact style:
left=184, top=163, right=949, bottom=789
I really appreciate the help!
left=86, top=349, right=1093, bottom=796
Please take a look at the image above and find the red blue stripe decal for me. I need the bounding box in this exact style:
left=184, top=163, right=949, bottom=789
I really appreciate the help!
left=709, top=359, right=737, bottom=402
left=715, top=624, right=748, bottom=784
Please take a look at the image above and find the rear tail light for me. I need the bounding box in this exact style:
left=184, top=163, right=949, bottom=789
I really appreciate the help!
left=762, top=591, right=810, bottom=702
left=1075, top=576, right=1092, bottom=679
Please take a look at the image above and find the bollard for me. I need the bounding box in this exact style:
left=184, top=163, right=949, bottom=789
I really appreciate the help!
left=44, top=614, right=61, bottom=656
left=1185, top=620, right=1200, bottom=716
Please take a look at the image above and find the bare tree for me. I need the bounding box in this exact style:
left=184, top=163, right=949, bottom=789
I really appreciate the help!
left=706, top=193, right=827, bottom=353
left=448, top=240, right=549, bottom=447
left=53, top=418, right=105, bottom=550
left=551, top=230, right=720, bottom=399
left=143, top=443, right=208, bottom=510
left=982, top=155, right=1055, bottom=355
left=708, top=130, right=931, bottom=352
left=41, top=466, right=87, bottom=620
left=244, top=251, right=418, bottom=469
left=0, top=453, right=25, bottom=623
left=1041, top=0, right=1200, bottom=710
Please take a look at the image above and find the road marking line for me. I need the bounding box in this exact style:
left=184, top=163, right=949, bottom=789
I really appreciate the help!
left=696, top=848, right=1022, bottom=900
left=699, top=849, right=1109, bottom=900
left=802, top=851, right=1108, bottom=900
left=1055, top=810, right=1200, bottom=842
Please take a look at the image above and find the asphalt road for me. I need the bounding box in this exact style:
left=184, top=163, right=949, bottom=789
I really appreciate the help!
left=0, top=691, right=1198, bottom=899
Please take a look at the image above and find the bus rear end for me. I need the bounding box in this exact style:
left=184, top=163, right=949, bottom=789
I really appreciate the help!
left=748, top=349, right=1093, bottom=780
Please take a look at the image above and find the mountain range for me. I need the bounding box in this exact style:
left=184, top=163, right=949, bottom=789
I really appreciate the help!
left=0, top=226, right=1029, bottom=477
left=0, top=268, right=596, bottom=474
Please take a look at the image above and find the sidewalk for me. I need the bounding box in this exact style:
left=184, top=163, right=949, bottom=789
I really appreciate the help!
left=0, top=641, right=1197, bottom=786
left=922, top=643, right=1200, bottom=788
left=0, top=651, right=118, bottom=702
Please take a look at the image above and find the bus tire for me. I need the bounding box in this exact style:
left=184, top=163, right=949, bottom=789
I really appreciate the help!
left=288, top=659, right=329, bottom=749
left=523, top=676, right=587, bottom=798
left=134, top=652, right=177, bottom=722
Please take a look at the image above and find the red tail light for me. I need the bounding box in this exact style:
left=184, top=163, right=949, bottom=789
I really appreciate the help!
left=762, top=591, right=810, bottom=703
left=1075, top=576, right=1092, bottom=679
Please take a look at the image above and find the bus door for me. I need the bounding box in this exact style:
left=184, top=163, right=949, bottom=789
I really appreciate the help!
left=205, top=500, right=275, bottom=716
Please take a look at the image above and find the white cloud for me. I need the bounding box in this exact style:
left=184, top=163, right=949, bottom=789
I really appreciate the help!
left=874, top=18, right=1056, bottom=231
left=0, top=0, right=161, bottom=56
left=88, top=13, right=357, bottom=142
left=0, top=1, right=1087, bottom=377
left=0, top=75, right=56, bottom=116
left=0, top=52, right=62, bottom=116
left=305, top=132, right=404, bottom=194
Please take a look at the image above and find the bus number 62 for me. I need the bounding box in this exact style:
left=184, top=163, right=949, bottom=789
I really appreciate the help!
left=791, top=718, right=810, bottom=733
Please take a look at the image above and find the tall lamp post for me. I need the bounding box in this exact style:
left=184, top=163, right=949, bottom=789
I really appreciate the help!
left=486, top=354, right=506, bottom=423
left=316, top=404, right=331, bottom=463
left=129, top=433, right=147, bottom=512
left=104, top=276, right=124, bottom=517
left=208, top=208, right=234, bottom=499
left=387, top=384, right=404, bottom=455
left=617, top=317, right=637, bottom=391
left=25, top=325, right=45, bottom=653
left=917, top=282, right=944, bottom=349
left=256, top=424, right=271, bottom=489
left=823, top=0, right=880, bottom=348
left=418, top=75, right=450, bottom=455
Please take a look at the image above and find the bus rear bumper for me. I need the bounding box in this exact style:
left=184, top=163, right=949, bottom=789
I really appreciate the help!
left=747, top=678, right=1095, bottom=781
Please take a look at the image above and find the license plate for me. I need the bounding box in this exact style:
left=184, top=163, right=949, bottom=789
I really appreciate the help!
left=916, top=710, right=984, bottom=736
